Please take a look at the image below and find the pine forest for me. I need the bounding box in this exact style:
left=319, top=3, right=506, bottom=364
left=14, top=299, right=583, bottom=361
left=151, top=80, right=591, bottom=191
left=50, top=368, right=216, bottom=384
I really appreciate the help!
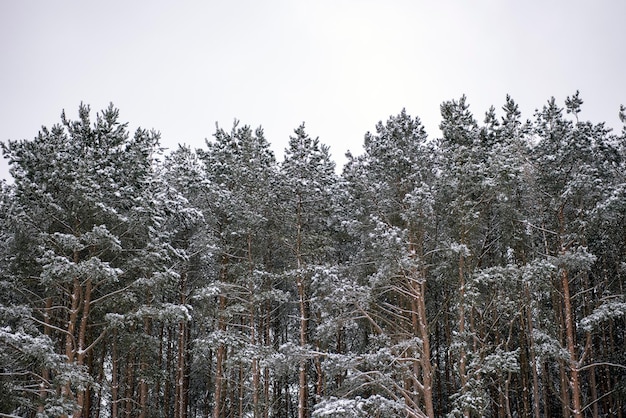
left=1, top=93, right=625, bottom=418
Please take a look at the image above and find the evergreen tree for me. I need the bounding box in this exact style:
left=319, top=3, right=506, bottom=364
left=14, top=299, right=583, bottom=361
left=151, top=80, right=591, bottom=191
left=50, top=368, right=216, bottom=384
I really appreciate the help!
left=198, top=121, right=282, bottom=418
left=340, top=109, right=436, bottom=418
left=1, top=96, right=624, bottom=418
left=278, top=124, right=339, bottom=418
left=1, top=104, right=176, bottom=417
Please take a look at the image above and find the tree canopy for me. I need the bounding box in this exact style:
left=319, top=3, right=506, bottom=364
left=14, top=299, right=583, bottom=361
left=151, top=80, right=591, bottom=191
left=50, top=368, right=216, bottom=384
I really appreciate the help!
left=1, top=96, right=624, bottom=418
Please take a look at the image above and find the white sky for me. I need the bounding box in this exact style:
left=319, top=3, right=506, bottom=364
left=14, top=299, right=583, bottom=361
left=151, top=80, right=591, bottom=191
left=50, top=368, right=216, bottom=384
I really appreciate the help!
left=1, top=0, right=625, bottom=181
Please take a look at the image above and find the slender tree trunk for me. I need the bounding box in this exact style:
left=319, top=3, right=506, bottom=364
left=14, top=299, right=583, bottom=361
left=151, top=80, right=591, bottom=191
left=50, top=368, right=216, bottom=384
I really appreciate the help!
left=524, top=284, right=541, bottom=418
left=295, top=194, right=308, bottom=418
left=558, top=207, right=582, bottom=418
left=139, top=317, right=151, bottom=418
left=74, top=276, right=93, bottom=418
left=94, top=343, right=106, bottom=418
left=213, top=294, right=226, bottom=418
left=165, top=326, right=173, bottom=418
left=519, top=321, right=531, bottom=418
left=581, top=269, right=599, bottom=418
left=458, top=248, right=470, bottom=418
left=64, top=274, right=81, bottom=402
left=416, top=279, right=434, bottom=418
left=586, top=334, right=598, bottom=418
left=38, top=297, right=53, bottom=415
left=176, top=272, right=188, bottom=418
left=263, top=366, right=270, bottom=418
left=444, top=296, right=453, bottom=416
left=229, top=357, right=236, bottom=417
left=559, top=360, right=571, bottom=418
left=111, top=330, right=119, bottom=418
left=157, top=323, right=164, bottom=414
left=239, top=364, right=244, bottom=418
left=542, top=362, right=550, bottom=417
left=561, top=266, right=583, bottom=417
left=252, top=353, right=260, bottom=417
left=184, top=323, right=191, bottom=418
left=556, top=289, right=571, bottom=418
left=204, top=347, right=213, bottom=418
left=263, top=302, right=271, bottom=418
left=124, top=346, right=135, bottom=418
left=435, top=323, right=444, bottom=417
left=247, top=234, right=261, bottom=418
left=406, top=231, right=435, bottom=418
left=297, top=273, right=308, bottom=418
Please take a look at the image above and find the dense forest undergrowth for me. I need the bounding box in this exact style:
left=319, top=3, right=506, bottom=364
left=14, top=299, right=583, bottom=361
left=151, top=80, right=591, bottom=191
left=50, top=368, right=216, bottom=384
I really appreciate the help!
left=1, top=93, right=625, bottom=417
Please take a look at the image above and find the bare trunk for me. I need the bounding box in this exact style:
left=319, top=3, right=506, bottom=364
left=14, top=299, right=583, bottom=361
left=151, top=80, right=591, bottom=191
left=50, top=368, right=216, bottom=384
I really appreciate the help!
left=561, top=267, right=583, bottom=417
left=213, top=295, right=226, bottom=418
left=558, top=207, right=582, bottom=418
left=555, top=277, right=571, bottom=418
left=165, top=326, right=173, bottom=417
left=176, top=272, right=188, bottom=418
left=124, top=347, right=135, bottom=418
left=263, top=304, right=271, bottom=418
left=296, top=194, right=308, bottom=418
left=297, top=274, right=308, bottom=418
left=541, top=362, right=550, bottom=417
left=239, top=364, right=244, bottom=418
left=458, top=250, right=469, bottom=418
left=111, top=331, right=119, bottom=418
left=64, top=274, right=81, bottom=402
left=139, top=317, right=151, bottom=418
left=416, top=280, right=434, bottom=418
left=157, top=324, right=164, bottom=414
left=525, top=284, right=541, bottom=418
left=559, top=360, right=571, bottom=418
left=248, top=234, right=261, bottom=418
left=587, top=342, right=598, bottom=418
left=73, top=276, right=93, bottom=418
left=38, top=297, right=53, bottom=415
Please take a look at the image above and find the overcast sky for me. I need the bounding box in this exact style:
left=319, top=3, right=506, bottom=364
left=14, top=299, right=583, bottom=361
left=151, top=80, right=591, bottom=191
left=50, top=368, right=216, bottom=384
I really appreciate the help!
left=1, top=0, right=625, bottom=181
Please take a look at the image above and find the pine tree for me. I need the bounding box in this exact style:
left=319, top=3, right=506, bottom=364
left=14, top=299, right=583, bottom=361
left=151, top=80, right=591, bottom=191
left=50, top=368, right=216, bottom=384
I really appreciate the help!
left=278, top=123, right=339, bottom=418
left=530, top=93, right=624, bottom=417
left=340, top=109, right=436, bottom=418
left=1, top=104, right=176, bottom=418
left=199, top=121, right=281, bottom=418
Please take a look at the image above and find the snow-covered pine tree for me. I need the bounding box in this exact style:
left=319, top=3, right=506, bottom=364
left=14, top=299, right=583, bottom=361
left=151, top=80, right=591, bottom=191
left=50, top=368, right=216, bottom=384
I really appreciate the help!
left=199, top=121, right=281, bottom=418
left=0, top=104, right=178, bottom=418
left=436, top=96, right=495, bottom=417
left=531, top=94, right=624, bottom=417
left=277, top=123, right=340, bottom=418
left=339, top=109, right=436, bottom=418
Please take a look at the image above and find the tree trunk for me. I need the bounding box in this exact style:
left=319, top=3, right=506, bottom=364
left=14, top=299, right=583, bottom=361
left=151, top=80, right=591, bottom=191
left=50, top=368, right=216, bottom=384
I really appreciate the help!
left=297, top=274, right=308, bottom=418
left=157, top=323, right=165, bottom=414
left=561, top=266, right=583, bottom=417
left=458, top=249, right=470, bottom=418
left=124, top=346, right=135, bottom=418
left=165, top=326, right=173, bottom=418
left=139, top=317, right=151, bottom=418
left=559, top=359, right=571, bottom=418
left=213, top=295, right=226, bottom=418
left=38, top=297, right=53, bottom=416
left=558, top=207, right=582, bottom=418
left=524, top=284, right=541, bottom=418
left=64, top=274, right=81, bottom=402
left=248, top=234, right=261, bottom=418
left=74, top=276, right=93, bottom=418
left=416, top=280, right=434, bottom=418
left=176, top=272, right=188, bottom=418
left=295, top=194, right=308, bottom=418
left=111, top=330, right=119, bottom=418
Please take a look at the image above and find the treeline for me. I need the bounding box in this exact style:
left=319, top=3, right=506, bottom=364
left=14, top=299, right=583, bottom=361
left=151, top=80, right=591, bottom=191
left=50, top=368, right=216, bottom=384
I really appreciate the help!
left=0, top=94, right=625, bottom=418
